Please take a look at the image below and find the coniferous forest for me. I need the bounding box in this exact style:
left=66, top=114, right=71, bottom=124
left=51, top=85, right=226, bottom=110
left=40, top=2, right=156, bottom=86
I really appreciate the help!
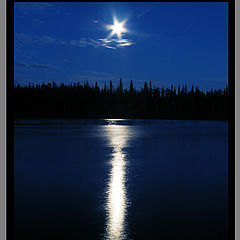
left=14, top=78, right=229, bottom=120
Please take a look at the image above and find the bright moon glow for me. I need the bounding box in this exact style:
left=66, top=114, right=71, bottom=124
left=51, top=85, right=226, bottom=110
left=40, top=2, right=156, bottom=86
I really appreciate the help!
left=108, top=17, right=127, bottom=39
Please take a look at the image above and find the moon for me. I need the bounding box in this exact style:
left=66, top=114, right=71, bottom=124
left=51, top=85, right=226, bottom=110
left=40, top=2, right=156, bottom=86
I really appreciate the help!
left=108, top=17, right=127, bottom=39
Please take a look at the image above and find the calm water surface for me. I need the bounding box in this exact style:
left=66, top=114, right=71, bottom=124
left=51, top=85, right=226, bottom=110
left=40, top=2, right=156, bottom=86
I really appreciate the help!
left=14, top=119, right=228, bottom=240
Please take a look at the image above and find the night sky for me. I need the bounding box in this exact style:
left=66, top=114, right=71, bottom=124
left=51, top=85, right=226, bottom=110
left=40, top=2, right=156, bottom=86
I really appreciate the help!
left=14, top=2, right=228, bottom=91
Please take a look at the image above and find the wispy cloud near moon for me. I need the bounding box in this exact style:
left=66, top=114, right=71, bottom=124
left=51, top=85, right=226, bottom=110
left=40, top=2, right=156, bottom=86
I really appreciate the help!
left=15, top=32, right=135, bottom=50
left=70, top=38, right=101, bottom=48
left=70, top=37, right=134, bottom=50
left=99, top=38, right=134, bottom=49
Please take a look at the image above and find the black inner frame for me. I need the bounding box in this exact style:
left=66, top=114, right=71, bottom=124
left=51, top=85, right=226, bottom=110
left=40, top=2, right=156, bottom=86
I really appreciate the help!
left=7, top=1, right=236, bottom=239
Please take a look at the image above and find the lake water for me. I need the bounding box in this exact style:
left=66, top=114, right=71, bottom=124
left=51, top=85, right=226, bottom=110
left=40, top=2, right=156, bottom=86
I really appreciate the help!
left=14, top=119, right=228, bottom=240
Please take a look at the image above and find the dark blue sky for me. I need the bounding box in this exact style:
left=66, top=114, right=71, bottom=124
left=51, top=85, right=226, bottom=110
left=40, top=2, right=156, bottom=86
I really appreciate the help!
left=14, top=2, right=228, bottom=90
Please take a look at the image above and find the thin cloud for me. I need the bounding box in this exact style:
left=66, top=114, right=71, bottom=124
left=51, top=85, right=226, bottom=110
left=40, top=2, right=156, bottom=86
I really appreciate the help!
left=104, top=45, right=116, bottom=49
left=32, top=18, right=43, bottom=24
left=15, top=2, right=70, bottom=16
left=98, top=38, right=134, bottom=49
left=15, top=33, right=56, bottom=45
left=14, top=32, right=134, bottom=50
left=70, top=38, right=101, bottom=48
left=67, top=70, right=118, bottom=86
left=137, top=7, right=153, bottom=18
left=15, top=61, right=31, bottom=68
left=70, top=34, right=135, bottom=49
left=14, top=2, right=55, bottom=15
left=117, top=42, right=134, bottom=47
left=89, top=38, right=102, bottom=47
left=15, top=33, right=33, bottom=44
left=39, top=35, right=55, bottom=43
left=129, top=31, right=150, bottom=38
left=81, top=70, right=113, bottom=76
left=14, top=61, right=56, bottom=69
left=31, top=63, right=55, bottom=69
left=70, top=40, right=86, bottom=48
left=59, top=40, right=67, bottom=45
left=99, top=38, right=112, bottom=44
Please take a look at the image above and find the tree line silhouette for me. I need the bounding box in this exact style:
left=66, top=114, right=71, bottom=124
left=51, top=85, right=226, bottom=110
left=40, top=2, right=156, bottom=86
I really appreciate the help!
left=14, top=78, right=229, bottom=120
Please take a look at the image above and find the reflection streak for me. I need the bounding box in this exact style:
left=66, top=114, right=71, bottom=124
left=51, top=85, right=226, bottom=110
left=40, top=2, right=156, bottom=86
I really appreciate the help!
left=104, top=124, right=131, bottom=240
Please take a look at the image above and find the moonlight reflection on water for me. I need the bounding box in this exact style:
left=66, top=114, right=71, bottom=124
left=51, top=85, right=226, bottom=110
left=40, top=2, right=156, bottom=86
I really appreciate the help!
left=14, top=120, right=228, bottom=240
left=103, top=123, right=132, bottom=240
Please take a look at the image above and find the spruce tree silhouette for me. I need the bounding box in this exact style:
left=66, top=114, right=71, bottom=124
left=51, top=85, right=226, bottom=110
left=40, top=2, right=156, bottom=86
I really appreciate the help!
left=14, top=79, right=228, bottom=120
left=119, top=78, right=123, bottom=94
left=130, top=80, right=134, bottom=94
left=110, top=80, right=113, bottom=94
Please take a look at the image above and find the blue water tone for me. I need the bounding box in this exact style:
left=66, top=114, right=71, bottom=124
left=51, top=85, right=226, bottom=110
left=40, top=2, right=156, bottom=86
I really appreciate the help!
left=14, top=119, right=228, bottom=240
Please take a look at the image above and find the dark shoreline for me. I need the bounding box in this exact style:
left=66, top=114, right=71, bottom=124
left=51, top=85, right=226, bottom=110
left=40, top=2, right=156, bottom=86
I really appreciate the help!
left=14, top=81, right=229, bottom=122
left=14, top=114, right=228, bottom=122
